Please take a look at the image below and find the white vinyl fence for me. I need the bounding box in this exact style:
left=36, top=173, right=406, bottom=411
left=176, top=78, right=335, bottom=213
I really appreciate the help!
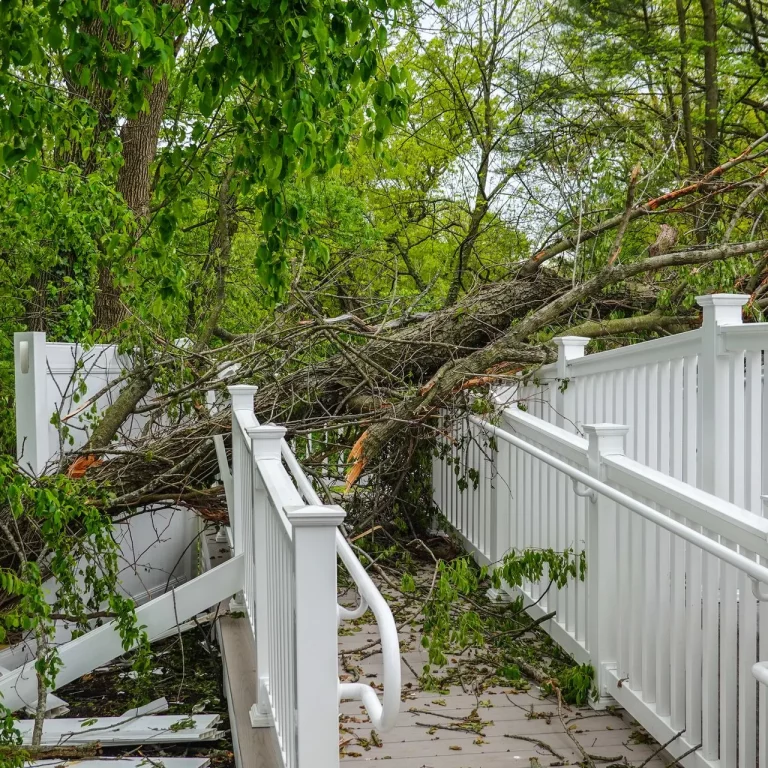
left=228, top=386, right=400, bottom=768
left=433, top=294, right=768, bottom=768
left=510, top=294, right=768, bottom=511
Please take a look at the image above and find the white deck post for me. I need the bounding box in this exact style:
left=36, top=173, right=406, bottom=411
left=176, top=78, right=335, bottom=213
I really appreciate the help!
left=228, top=385, right=258, bottom=557
left=487, top=431, right=511, bottom=601
left=288, top=503, right=346, bottom=768
left=553, top=337, right=589, bottom=432
left=248, top=424, right=287, bottom=728
left=228, top=385, right=257, bottom=617
left=14, top=332, right=49, bottom=475
left=584, top=423, right=628, bottom=706
left=696, top=293, right=748, bottom=764
left=696, top=294, right=748, bottom=499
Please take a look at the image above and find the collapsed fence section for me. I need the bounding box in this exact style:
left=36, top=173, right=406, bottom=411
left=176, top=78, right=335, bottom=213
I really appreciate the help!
left=433, top=403, right=768, bottom=768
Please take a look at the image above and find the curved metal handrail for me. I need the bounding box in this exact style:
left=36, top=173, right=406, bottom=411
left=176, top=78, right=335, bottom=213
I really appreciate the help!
left=280, top=439, right=401, bottom=732
left=335, top=535, right=402, bottom=732
left=753, top=661, right=768, bottom=687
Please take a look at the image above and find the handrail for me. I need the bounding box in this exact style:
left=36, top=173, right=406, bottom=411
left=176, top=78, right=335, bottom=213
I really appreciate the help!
left=468, top=414, right=768, bottom=591
left=279, top=439, right=401, bottom=732
left=472, top=410, right=768, bottom=691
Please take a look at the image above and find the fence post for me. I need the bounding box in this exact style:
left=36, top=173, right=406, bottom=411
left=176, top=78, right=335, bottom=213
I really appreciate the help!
left=14, top=332, right=49, bottom=475
left=228, top=385, right=258, bottom=555
left=487, top=431, right=511, bottom=601
left=287, top=503, right=346, bottom=768
left=696, top=294, right=748, bottom=499
left=584, top=423, right=628, bottom=706
left=553, top=336, right=589, bottom=432
left=227, top=385, right=257, bottom=618
left=248, top=424, right=287, bottom=727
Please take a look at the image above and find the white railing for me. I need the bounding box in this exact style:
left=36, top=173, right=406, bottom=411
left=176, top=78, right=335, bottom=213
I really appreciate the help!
left=508, top=294, right=768, bottom=512
left=433, top=399, right=768, bottom=767
left=227, top=386, right=400, bottom=768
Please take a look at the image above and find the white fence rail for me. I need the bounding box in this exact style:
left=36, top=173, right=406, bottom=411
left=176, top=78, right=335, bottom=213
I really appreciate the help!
left=433, top=294, right=768, bottom=768
left=228, top=386, right=400, bottom=768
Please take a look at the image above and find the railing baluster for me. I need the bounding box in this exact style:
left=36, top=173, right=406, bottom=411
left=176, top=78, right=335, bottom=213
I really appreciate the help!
left=746, top=350, right=762, bottom=514
left=760, top=587, right=768, bottom=768
left=655, top=514, right=671, bottom=717
left=556, top=451, right=566, bottom=624
left=531, top=442, right=541, bottom=600
left=669, top=511, right=686, bottom=730
left=739, top=556, right=758, bottom=768
left=720, top=543, right=738, bottom=766
left=566, top=453, right=576, bottom=634
left=617, top=500, right=631, bottom=680
left=683, top=356, right=697, bottom=486
left=701, top=544, right=720, bottom=761
left=641, top=492, right=657, bottom=704
left=685, top=533, right=703, bottom=746
left=629, top=496, right=643, bottom=692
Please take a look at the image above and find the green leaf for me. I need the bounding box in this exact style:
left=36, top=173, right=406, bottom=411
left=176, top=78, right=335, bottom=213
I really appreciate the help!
left=25, top=160, right=40, bottom=182
left=292, top=122, right=307, bottom=144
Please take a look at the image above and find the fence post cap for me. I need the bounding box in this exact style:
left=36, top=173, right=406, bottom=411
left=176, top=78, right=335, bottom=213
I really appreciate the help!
left=553, top=335, right=591, bottom=347
left=695, top=293, right=750, bottom=308
left=228, top=383, right=259, bottom=394
left=583, top=423, right=629, bottom=457
left=246, top=424, right=286, bottom=438
left=553, top=336, right=590, bottom=357
left=247, top=424, right=286, bottom=459
left=228, top=384, right=258, bottom=411
left=582, top=423, right=630, bottom=437
left=286, top=504, right=346, bottom=527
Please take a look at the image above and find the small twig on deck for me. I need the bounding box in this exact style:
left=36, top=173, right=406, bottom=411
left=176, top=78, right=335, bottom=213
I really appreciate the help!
left=504, top=733, right=566, bottom=760
left=638, top=729, right=685, bottom=767
left=663, top=742, right=702, bottom=767
left=401, top=655, right=421, bottom=681
left=556, top=687, right=596, bottom=768
left=415, top=721, right=486, bottom=736
left=408, top=708, right=467, bottom=721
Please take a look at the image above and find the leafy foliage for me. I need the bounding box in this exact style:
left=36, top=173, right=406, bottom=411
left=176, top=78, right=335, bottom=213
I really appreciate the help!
left=0, top=458, right=149, bottom=753
left=421, top=547, right=586, bottom=675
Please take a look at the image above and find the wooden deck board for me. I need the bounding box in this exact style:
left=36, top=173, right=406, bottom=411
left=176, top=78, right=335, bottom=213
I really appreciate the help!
left=219, top=613, right=283, bottom=768
left=202, top=528, right=282, bottom=768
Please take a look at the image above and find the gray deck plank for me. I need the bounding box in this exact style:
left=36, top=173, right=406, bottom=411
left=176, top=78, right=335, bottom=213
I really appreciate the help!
left=203, top=529, right=282, bottom=768
left=340, top=615, right=666, bottom=767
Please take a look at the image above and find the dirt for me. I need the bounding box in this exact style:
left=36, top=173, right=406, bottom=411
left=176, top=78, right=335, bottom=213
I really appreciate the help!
left=56, top=619, right=234, bottom=767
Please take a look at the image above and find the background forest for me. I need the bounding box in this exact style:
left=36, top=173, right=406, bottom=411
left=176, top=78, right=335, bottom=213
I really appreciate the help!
left=2, top=0, right=768, bottom=524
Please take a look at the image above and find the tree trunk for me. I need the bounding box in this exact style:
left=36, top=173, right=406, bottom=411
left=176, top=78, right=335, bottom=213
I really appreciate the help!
left=93, top=1, right=184, bottom=331
left=676, top=0, right=698, bottom=173
left=700, top=0, right=719, bottom=172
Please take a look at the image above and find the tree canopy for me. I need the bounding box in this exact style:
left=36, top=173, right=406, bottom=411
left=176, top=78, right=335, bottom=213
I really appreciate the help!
left=1, top=0, right=768, bottom=582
